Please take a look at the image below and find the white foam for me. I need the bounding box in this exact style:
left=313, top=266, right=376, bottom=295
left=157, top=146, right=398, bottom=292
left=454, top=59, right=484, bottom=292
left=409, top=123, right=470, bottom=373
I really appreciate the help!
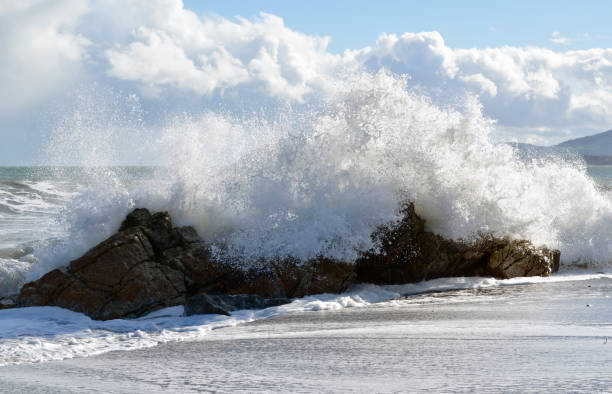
left=0, top=297, right=368, bottom=366
left=0, top=257, right=32, bottom=295
left=1, top=272, right=609, bottom=366
left=4, top=71, right=612, bottom=292
left=33, top=72, right=612, bottom=273
left=383, top=271, right=612, bottom=294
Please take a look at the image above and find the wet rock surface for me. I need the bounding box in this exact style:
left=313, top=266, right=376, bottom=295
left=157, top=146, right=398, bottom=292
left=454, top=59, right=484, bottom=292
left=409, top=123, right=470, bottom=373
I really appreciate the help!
left=184, top=294, right=291, bottom=316
left=354, top=204, right=560, bottom=284
left=18, top=210, right=197, bottom=320
left=0, top=295, right=17, bottom=310
left=17, top=205, right=560, bottom=320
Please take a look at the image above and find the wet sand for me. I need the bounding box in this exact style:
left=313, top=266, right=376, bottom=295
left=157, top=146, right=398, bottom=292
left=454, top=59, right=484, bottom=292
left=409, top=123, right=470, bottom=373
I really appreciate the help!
left=1, top=278, right=611, bottom=393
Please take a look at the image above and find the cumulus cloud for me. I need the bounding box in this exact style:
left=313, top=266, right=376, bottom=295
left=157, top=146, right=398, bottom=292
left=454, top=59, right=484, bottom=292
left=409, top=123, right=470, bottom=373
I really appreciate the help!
left=2, top=0, right=612, bottom=159
left=106, top=27, right=251, bottom=96
left=350, top=31, right=612, bottom=136
left=355, top=32, right=458, bottom=83
left=0, top=0, right=90, bottom=113
left=103, top=4, right=343, bottom=101
left=98, top=13, right=612, bottom=139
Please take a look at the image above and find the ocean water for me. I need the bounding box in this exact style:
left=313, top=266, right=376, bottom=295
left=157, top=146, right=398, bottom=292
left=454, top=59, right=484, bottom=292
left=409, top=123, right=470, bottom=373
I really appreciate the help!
left=0, top=166, right=158, bottom=295
left=2, top=163, right=612, bottom=295
left=587, top=165, right=612, bottom=188
left=2, top=73, right=612, bottom=391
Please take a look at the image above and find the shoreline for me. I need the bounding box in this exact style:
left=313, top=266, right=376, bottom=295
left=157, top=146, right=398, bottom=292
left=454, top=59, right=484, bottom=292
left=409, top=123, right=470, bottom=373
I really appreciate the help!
left=1, top=272, right=610, bottom=367
left=1, top=275, right=611, bottom=392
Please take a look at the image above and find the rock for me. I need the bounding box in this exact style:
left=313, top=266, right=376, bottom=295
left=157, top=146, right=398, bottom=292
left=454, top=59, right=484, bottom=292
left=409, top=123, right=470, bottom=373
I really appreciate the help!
left=16, top=205, right=561, bottom=321
left=222, top=266, right=287, bottom=299
left=173, top=226, right=202, bottom=244
left=19, top=268, right=75, bottom=307
left=118, top=208, right=152, bottom=230
left=214, top=257, right=356, bottom=299
left=484, top=239, right=560, bottom=279
left=140, top=212, right=176, bottom=252
left=18, top=209, right=194, bottom=320
left=0, top=295, right=18, bottom=310
left=355, top=203, right=560, bottom=284
left=355, top=203, right=472, bottom=284
left=289, top=258, right=356, bottom=298
left=69, top=227, right=156, bottom=292
left=184, top=293, right=291, bottom=316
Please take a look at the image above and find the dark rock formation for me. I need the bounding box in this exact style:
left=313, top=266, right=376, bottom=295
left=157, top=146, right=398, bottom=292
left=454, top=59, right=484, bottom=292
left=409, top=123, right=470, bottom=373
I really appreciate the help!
left=184, top=294, right=291, bottom=316
left=0, top=295, right=17, bottom=310
left=16, top=204, right=560, bottom=321
left=18, top=210, right=199, bottom=320
left=16, top=209, right=357, bottom=320
left=355, top=203, right=560, bottom=284
left=484, top=238, right=560, bottom=279
left=226, top=257, right=357, bottom=299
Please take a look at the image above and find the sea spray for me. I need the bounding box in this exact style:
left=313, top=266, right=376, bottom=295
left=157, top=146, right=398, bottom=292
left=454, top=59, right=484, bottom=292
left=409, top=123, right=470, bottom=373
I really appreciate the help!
left=145, top=72, right=612, bottom=266
left=5, top=71, right=612, bottom=293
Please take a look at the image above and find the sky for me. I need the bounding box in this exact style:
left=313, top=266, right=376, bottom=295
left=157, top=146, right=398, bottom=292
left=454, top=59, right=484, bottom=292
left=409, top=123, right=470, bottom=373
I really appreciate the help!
left=184, top=0, right=612, bottom=53
left=2, top=0, right=612, bottom=165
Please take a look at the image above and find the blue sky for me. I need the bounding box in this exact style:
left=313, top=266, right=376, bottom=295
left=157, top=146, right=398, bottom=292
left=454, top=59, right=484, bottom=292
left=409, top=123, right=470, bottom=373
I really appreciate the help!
left=184, top=0, right=612, bottom=52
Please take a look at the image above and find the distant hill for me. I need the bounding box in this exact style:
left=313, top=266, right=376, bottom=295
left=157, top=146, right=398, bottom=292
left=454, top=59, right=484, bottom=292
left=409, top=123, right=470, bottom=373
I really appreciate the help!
left=509, top=129, right=612, bottom=165
left=506, top=142, right=576, bottom=162
left=557, top=129, right=612, bottom=158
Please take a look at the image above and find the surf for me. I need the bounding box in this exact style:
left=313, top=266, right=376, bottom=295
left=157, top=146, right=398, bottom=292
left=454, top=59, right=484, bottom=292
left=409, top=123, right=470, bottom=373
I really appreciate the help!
left=2, top=71, right=612, bottom=297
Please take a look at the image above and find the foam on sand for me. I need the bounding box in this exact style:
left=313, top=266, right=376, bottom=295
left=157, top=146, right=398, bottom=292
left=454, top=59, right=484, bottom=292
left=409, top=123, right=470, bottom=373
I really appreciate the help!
left=2, top=272, right=610, bottom=366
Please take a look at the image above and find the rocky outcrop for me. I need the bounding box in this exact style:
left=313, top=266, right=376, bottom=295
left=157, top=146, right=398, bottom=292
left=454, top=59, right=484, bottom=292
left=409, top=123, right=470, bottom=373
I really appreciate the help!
left=16, top=204, right=560, bottom=320
left=0, top=295, right=17, bottom=310
left=16, top=209, right=357, bottom=320
left=184, top=294, right=291, bottom=316
left=485, top=238, right=560, bottom=279
left=354, top=204, right=560, bottom=284
left=18, top=210, right=197, bottom=320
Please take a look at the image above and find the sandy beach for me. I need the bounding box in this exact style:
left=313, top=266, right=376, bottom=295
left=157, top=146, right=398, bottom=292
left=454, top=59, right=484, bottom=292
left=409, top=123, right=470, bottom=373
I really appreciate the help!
left=2, top=276, right=611, bottom=393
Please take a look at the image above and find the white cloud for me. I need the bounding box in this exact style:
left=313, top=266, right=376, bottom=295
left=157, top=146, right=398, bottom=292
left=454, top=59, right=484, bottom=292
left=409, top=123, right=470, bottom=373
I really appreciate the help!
left=106, top=27, right=250, bottom=96
left=103, top=7, right=343, bottom=101
left=2, top=0, right=612, bottom=154
left=460, top=73, right=498, bottom=96
left=350, top=32, right=459, bottom=84
left=353, top=33, right=612, bottom=137
left=0, top=0, right=90, bottom=113
left=551, top=31, right=571, bottom=45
